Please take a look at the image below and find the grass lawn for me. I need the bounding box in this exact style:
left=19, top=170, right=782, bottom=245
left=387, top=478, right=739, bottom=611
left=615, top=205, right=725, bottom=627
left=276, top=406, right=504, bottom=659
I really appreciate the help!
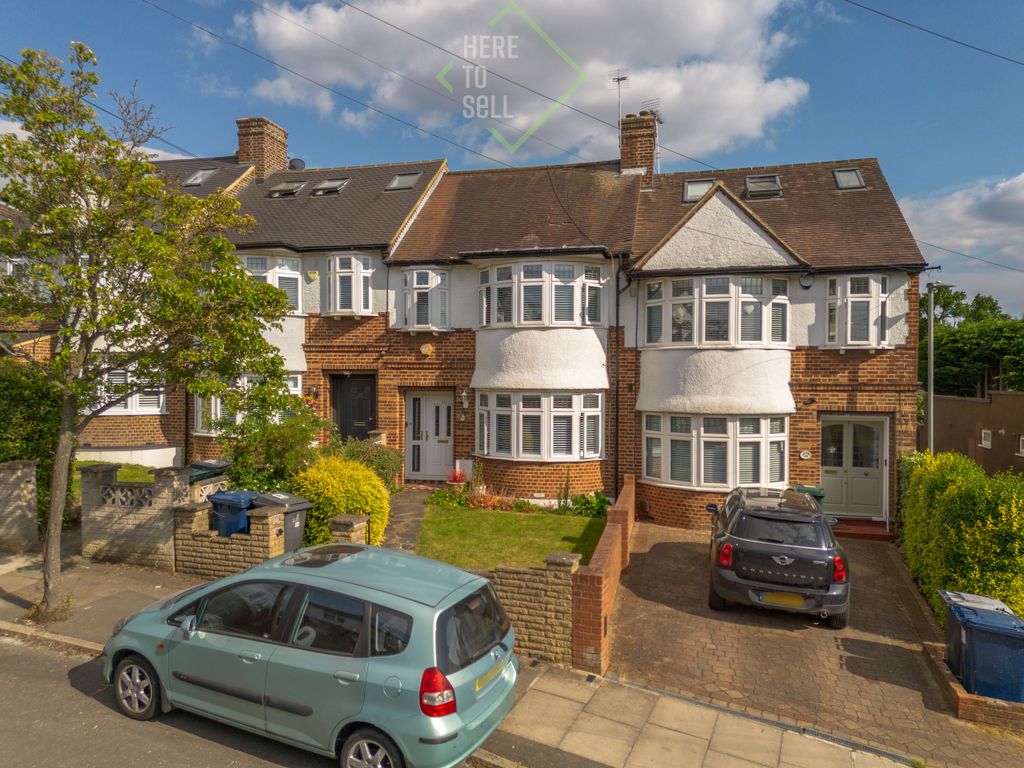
left=71, top=460, right=155, bottom=503
left=416, top=506, right=605, bottom=571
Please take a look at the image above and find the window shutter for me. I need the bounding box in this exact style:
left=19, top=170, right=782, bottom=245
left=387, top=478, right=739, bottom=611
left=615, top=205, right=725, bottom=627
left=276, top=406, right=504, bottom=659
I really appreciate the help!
left=438, top=289, right=448, bottom=328
left=553, top=415, right=573, bottom=455
left=521, top=415, right=542, bottom=455
left=670, top=439, right=692, bottom=482
left=478, top=411, right=488, bottom=454
left=704, top=301, right=730, bottom=342
left=769, top=440, right=786, bottom=483
left=586, top=414, right=600, bottom=455
left=415, top=291, right=430, bottom=326
left=522, top=285, right=543, bottom=321
left=771, top=302, right=787, bottom=343
left=703, top=441, right=728, bottom=484
left=739, top=442, right=760, bottom=484
left=740, top=301, right=761, bottom=341
left=554, top=284, right=574, bottom=322
left=586, top=285, right=601, bottom=323
left=481, top=286, right=491, bottom=326
left=361, top=274, right=371, bottom=312
left=495, top=414, right=512, bottom=453
left=496, top=286, right=513, bottom=322
left=646, top=305, right=663, bottom=343
left=278, top=276, right=299, bottom=310
left=137, top=391, right=162, bottom=411
left=645, top=436, right=662, bottom=478
left=107, top=371, right=130, bottom=410
left=337, top=274, right=353, bottom=310
left=849, top=300, right=870, bottom=342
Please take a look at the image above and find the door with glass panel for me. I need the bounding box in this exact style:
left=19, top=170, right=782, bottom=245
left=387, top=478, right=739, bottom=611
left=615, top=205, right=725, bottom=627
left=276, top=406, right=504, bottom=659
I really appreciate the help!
left=406, top=392, right=453, bottom=480
left=820, top=418, right=886, bottom=520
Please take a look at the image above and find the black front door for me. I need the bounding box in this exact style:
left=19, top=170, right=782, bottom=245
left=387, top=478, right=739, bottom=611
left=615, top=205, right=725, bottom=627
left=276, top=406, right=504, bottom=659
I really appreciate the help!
left=331, top=375, right=376, bottom=440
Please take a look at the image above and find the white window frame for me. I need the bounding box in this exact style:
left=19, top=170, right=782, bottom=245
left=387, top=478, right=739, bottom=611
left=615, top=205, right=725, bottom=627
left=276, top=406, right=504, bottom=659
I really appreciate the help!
left=477, top=262, right=604, bottom=329
left=98, top=370, right=166, bottom=416
left=244, top=254, right=303, bottom=314
left=194, top=374, right=301, bottom=435
left=476, top=391, right=603, bottom=461
left=402, top=268, right=449, bottom=330
left=823, top=274, right=894, bottom=349
left=642, top=414, right=788, bottom=490
left=327, top=253, right=374, bottom=316
left=643, top=276, right=790, bottom=349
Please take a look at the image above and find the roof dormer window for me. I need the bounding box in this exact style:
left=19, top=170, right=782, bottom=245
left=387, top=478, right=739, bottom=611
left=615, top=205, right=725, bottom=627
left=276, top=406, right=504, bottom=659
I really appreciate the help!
left=745, top=174, right=783, bottom=199
left=311, top=178, right=350, bottom=196
left=183, top=168, right=217, bottom=187
left=833, top=168, right=865, bottom=190
left=267, top=181, right=305, bottom=198
left=683, top=179, right=715, bottom=203
left=385, top=172, right=421, bottom=191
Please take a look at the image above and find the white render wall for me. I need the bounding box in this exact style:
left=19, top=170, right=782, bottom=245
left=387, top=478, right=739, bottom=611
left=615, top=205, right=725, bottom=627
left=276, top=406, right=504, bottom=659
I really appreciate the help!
left=471, top=327, right=609, bottom=390
left=636, top=348, right=795, bottom=414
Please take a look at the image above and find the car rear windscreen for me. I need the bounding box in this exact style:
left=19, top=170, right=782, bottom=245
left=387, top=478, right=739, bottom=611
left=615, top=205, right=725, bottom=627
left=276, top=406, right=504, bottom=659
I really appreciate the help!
left=435, top=584, right=511, bottom=674
left=732, top=514, right=822, bottom=547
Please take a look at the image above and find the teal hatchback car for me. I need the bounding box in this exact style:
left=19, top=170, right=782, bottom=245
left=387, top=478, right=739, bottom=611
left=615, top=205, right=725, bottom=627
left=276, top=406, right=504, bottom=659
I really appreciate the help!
left=102, top=544, right=518, bottom=768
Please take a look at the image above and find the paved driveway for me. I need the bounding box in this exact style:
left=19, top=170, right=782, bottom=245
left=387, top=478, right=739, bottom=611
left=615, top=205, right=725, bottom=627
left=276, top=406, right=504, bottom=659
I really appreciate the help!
left=610, top=523, right=1024, bottom=768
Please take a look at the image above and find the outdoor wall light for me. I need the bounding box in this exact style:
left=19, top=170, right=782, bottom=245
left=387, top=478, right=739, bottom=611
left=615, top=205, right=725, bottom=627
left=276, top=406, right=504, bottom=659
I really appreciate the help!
left=460, top=389, right=469, bottom=410
left=310, top=385, right=319, bottom=398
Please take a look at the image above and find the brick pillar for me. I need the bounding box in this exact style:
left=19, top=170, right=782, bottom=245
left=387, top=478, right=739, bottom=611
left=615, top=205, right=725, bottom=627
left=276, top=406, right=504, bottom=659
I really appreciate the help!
left=247, top=505, right=286, bottom=560
left=620, top=111, right=658, bottom=185
left=236, top=116, right=288, bottom=181
left=151, top=466, right=191, bottom=509
left=0, top=460, right=38, bottom=551
left=79, top=463, right=119, bottom=511
left=331, top=514, right=368, bottom=544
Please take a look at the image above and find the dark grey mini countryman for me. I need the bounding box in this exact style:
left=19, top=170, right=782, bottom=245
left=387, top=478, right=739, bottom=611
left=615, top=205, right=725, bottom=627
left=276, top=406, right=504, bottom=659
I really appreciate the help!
left=707, top=487, right=850, bottom=629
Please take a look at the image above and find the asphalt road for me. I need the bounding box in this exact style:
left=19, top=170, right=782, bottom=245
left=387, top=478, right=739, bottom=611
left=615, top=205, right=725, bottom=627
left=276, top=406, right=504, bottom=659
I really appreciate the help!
left=0, top=636, right=337, bottom=768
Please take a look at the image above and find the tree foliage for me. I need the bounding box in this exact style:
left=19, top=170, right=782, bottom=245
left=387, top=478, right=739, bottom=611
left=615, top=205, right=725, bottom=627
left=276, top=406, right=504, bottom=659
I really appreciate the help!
left=0, top=45, right=290, bottom=612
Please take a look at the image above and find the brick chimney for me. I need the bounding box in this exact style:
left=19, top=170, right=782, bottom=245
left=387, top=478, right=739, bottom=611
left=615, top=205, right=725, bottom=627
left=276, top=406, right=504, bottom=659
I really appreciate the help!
left=619, top=111, right=658, bottom=186
left=236, top=117, right=288, bottom=181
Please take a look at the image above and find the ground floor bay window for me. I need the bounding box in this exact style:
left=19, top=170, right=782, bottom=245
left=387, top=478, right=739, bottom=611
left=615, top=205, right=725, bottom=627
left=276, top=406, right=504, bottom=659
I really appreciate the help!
left=476, top=391, right=602, bottom=461
left=642, top=414, right=787, bottom=489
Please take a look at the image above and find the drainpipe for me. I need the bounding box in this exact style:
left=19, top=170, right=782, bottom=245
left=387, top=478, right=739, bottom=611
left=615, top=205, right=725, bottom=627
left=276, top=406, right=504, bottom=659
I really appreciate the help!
left=183, top=388, right=190, bottom=466
left=614, top=256, right=621, bottom=497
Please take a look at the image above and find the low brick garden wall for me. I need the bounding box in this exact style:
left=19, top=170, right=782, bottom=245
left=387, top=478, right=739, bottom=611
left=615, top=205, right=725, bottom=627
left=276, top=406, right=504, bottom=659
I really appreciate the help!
left=0, top=460, right=38, bottom=552
left=174, top=501, right=286, bottom=580
left=923, top=641, right=1024, bottom=733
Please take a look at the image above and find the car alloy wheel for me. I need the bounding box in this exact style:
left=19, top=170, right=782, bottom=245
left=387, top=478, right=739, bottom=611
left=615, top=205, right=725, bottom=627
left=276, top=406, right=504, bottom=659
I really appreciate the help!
left=342, top=728, right=404, bottom=768
left=114, top=656, right=158, bottom=720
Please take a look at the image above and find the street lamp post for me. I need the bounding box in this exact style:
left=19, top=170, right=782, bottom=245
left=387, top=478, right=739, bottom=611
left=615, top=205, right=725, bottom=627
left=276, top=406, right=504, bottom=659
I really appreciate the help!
left=926, top=281, right=953, bottom=452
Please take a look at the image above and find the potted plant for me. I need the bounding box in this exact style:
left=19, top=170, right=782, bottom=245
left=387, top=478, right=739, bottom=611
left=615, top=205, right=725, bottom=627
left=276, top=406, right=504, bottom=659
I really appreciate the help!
left=447, top=467, right=467, bottom=485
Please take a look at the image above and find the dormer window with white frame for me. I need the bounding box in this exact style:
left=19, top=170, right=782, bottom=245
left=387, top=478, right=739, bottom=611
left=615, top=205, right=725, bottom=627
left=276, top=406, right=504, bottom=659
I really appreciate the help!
left=328, top=254, right=374, bottom=316
left=478, top=262, right=605, bottom=329
left=244, top=255, right=301, bottom=313
left=402, top=268, right=449, bottom=330
left=183, top=168, right=217, bottom=187
left=824, top=274, right=892, bottom=348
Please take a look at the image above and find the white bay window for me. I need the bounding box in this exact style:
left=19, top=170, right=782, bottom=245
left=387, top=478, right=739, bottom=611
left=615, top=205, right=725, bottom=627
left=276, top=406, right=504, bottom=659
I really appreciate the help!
left=825, top=274, right=891, bottom=347
left=479, top=262, right=605, bottom=328
left=477, top=391, right=602, bottom=461
left=642, top=414, right=788, bottom=489
left=402, top=269, right=449, bottom=330
left=195, top=374, right=301, bottom=434
left=328, top=254, right=374, bottom=315
left=99, top=370, right=165, bottom=416
left=245, top=255, right=302, bottom=313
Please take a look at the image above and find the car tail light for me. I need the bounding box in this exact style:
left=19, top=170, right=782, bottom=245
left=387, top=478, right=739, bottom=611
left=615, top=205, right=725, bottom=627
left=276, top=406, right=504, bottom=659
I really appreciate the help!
left=718, top=542, right=733, bottom=569
left=420, top=667, right=456, bottom=717
left=833, top=555, right=847, bottom=584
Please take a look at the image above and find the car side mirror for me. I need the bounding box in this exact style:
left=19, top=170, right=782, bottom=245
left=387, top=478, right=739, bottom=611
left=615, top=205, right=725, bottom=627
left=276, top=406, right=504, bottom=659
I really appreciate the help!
left=706, top=503, right=719, bottom=515
left=826, top=516, right=839, bottom=527
left=180, top=614, right=197, bottom=640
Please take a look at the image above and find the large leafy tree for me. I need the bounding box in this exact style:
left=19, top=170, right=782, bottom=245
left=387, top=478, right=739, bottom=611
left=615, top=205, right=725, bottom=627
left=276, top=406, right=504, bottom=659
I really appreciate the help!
left=0, top=45, right=291, bottom=614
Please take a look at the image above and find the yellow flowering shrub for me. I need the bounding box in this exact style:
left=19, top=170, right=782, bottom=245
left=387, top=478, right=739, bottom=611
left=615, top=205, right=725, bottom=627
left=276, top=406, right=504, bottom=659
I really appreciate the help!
left=292, top=455, right=390, bottom=546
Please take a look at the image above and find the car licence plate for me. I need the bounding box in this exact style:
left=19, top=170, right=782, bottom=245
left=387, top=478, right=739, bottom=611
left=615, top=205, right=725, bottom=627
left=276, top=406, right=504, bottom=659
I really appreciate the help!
left=475, top=659, right=504, bottom=692
left=760, top=591, right=805, bottom=608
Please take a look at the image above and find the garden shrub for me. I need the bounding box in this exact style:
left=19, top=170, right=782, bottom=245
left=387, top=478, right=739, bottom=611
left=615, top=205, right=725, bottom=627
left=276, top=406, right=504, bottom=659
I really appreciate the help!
left=900, top=450, right=1024, bottom=619
left=333, top=438, right=403, bottom=492
left=292, top=455, right=390, bottom=546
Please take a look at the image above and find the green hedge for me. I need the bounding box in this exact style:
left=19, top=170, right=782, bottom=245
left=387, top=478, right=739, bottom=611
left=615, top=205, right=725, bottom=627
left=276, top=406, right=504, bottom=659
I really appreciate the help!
left=900, top=451, right=1024, bottom=619
left=291, top=455, right=390, bottom=546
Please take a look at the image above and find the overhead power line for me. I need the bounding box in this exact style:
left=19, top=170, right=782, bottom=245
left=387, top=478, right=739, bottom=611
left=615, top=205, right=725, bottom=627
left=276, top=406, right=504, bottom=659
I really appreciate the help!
left=0, top=52, right=201, bottom=158
left=140, top=0, right=514, bottom=167
left=840, top=0, right=1024, bottom=69
left=243, top=0, right=587, bottom=162
left=916, top=239, right=1024, bottom=274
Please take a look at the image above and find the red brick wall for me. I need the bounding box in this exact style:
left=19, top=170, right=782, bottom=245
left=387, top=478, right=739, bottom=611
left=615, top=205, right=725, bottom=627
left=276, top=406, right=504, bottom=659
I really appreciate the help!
left=619, top=112, right=658, bottom=185
left=637, top=482, right=723, bottom=528
left=477, top=458, right=605, bottom=499
left=235, top=117, right=288, bottom=181
left=79, top=389, right=187, bottom=451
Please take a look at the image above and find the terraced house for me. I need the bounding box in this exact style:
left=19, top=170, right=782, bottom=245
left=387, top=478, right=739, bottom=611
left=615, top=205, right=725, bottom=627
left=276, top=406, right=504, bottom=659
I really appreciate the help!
left=2, top=113, right=924, bottom=529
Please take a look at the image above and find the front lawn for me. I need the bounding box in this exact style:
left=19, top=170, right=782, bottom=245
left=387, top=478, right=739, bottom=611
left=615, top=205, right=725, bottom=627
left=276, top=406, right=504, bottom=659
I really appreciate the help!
left=416, top=506, right=605, bottom=571
left=71, top=460, right=155, bottom=503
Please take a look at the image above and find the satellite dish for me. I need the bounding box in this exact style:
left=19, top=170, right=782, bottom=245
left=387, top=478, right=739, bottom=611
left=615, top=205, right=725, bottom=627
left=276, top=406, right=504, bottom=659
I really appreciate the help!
left=288, top=158, right=306, bottom=171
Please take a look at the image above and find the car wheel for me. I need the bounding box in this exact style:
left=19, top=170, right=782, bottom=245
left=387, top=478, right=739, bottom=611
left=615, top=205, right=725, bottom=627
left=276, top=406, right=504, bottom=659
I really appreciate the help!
left=340, top=727, right=405, bottom=768
left=708, top=582, right=727, bottom=611
left=828, top=609, right=849, bottom=630
left=114, top=654, right=160, bottom=721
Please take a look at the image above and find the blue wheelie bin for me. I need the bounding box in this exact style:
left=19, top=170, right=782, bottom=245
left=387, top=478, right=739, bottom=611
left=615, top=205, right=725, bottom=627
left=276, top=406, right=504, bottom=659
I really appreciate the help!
left=209, top=490, right=258, bottom=537
left=958, top=606, right=1024, bottom=702
left=938, top=590, right=1014, bottom=680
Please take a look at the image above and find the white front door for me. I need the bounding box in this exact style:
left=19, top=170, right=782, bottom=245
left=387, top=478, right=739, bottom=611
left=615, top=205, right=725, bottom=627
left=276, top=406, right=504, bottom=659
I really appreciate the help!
left=820, top=417, right=887, bottom=520
left=406, top=392, right=454, bottom=480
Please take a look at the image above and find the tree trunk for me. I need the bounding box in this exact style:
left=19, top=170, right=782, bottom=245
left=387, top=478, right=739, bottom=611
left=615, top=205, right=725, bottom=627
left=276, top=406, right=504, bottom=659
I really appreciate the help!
left=41, top=393, right=77, bottom=613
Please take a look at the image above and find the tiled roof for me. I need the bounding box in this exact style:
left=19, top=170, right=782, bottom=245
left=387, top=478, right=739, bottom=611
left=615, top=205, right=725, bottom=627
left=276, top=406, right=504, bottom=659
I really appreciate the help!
left=391, top=162, right=641, bottom=263
left=633, top=158, right=924, bottom=270
left=154, top=156, right=252, bottom=199
left=231, top=159, right=446, bottom=251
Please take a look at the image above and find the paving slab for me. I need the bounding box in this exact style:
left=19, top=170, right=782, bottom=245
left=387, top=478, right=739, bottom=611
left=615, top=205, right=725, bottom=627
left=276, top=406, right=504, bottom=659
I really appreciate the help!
left=558, top=712, right=639, bottom=768
left=708, top=714, right=783, bottom=767
left=779, top=732, right=853, bottom=768
left=583, top=681, right=658, bottom=729
left=648, top=694, right=719, bottom=740
left=702, top=749, right=772, bottom=768
left=500, top=688, right=585, bottom=748
left=625, top=722, right=708, bottom=768
left=532, top=665, right=600, bottom=704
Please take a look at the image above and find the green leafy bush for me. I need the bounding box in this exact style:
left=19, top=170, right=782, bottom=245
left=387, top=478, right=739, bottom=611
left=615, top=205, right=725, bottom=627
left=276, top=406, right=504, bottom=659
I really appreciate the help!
left=332, top=438, right=403, bottom=492
left=425, top=487, right=469, bottom=510
left=900, top=451, right=1024, bottom=619
left=218, top=403, right=334, bottom=493
left=292, top=455, right=390, bottom=546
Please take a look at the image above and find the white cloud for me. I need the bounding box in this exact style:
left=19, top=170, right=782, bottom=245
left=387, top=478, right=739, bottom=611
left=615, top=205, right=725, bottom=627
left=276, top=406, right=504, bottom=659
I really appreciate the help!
left=237, top=0, right=809, bottom=165
left=0, top=119, right=28, bottom=139
left=144, top=146, right=193, bottom=161
left=191, top=72, right=243, bottom=99
left=900, top=174, right=1024, bottom=315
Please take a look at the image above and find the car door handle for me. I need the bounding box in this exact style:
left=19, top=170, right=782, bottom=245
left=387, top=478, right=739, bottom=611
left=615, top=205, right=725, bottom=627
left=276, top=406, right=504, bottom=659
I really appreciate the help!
left=238, top=651, right=262, bottom=663
left=334, top=671, right=361, bottom=684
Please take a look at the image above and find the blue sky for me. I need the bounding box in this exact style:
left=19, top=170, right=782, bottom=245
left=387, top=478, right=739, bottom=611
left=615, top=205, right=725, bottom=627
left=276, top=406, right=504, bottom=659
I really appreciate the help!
left=2, top=0, right=1023, bottom=312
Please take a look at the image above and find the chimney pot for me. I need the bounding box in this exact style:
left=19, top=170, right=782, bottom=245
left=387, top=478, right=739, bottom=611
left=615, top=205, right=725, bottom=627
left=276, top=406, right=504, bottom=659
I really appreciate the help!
left=236, top=117, right=288, bottom=181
